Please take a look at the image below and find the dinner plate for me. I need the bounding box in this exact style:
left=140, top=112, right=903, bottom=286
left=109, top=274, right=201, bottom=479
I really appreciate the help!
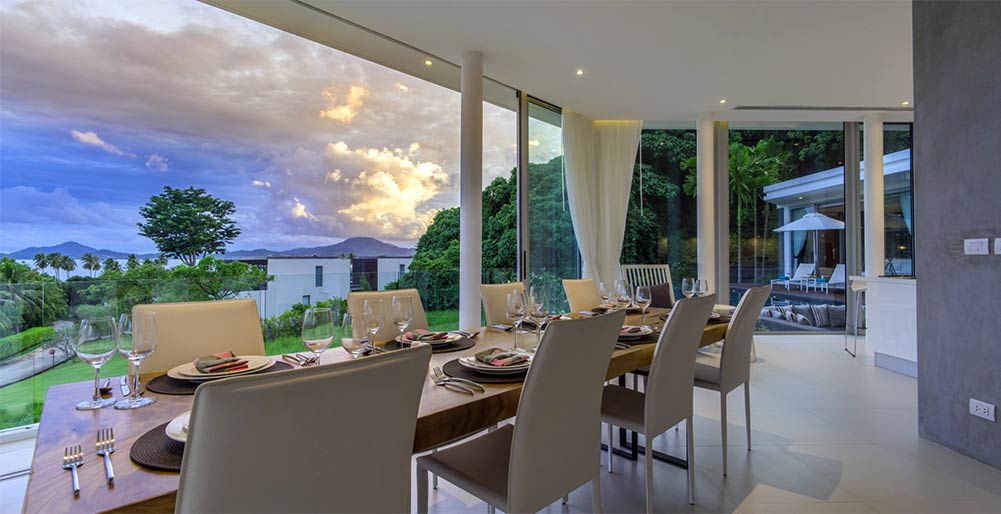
left=167, top=356, right=275, bottom=382
left=618, top=325, right=655, bottom=340
left=458, top=356, right=531, bottom=375
left=395, top=332, right=463, bottom=348
left=165, top=411, right=191, bottom=443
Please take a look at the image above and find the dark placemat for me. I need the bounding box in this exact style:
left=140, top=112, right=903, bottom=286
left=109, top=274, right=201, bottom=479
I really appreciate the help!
left=708, top=316, right=732, bottom=325
left=384, top=338, right=476, bottom=354
left=130, top=422, right=184, bottom=472
left=146, top=361, right=293, bottom=395
left=441, top=358, right=527, bottom=384
left=619, top=333, right=658, bottom=345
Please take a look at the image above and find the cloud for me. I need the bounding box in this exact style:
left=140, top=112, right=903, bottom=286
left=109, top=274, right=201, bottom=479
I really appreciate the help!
left=251, top=179, right=271, bottom=188
left=70, top=129, right=134, bottom=157
left=145, top=153, right=168, bottom=171
left=0, top=186, right=130, bottom=226
left=290, top=198, right=317, bottom=221
left=319, top=85, right=368, bottom=123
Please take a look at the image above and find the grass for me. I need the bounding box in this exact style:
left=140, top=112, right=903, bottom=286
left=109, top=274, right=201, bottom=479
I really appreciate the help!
left=0, top=310, right=463, bottom=429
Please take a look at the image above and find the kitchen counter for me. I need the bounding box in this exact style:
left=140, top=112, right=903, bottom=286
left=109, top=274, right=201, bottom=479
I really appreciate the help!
left=849, top=275, right=917, bottom=377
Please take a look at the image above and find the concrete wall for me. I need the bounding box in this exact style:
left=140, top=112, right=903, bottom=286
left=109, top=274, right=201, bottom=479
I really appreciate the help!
left=913, top=0, right=1001, bottom=470
left=264, top=258, right=351, bottom=317
left=377, top=258, right=412, bottom=290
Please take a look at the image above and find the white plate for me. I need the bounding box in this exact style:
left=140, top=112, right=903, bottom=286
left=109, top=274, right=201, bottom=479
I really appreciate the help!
left=458, top=356, right=531, bottom=375
left=714, top=304, right=736, bottom=314
left=396, top=332, right=462, bottom=347
left=167, top=356, right=274, bottom=382
left=618, top=325, right=655, bottom=340
left=165, top=411, right=191, bottom=443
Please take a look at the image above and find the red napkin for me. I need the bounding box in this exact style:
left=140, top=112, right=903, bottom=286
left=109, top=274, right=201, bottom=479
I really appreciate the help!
left=405, top=329, right=449, bottom=341
left=194, top=351, right=249, bottom=373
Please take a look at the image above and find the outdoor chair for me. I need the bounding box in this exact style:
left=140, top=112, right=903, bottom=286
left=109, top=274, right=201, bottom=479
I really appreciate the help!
left=770, top=263, right=815, bottom=291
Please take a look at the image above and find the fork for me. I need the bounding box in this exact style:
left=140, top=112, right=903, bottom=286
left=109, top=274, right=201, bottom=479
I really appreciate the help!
left=96, top=428, right=115, bottom=484
left=433, top=366, right=485, bottom=392
left=63, top=445, right=84, bottom=495
left=430, top=367, right=475, bottom=395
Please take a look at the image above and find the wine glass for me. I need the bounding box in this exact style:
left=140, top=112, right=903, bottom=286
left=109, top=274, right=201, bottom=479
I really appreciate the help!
left=391, top=295, right=414, bottom=341
left=682, top=278, right=695, bottom=299
left=506, top=290, right=527, bottom=351
left=74, top=317, right=118, bottom=410
left=340, top=313, right=366, bottom=358
left=695, top=279, right=710, bottom=297
left=362, top=299, right=385, bottom=351
left=599, top=282, right=611, bottom=307
left=302, top=307, right=335, bottom=364
left=615, top=280, right=632, bottom=307
left=529, top=287, right=549, bottom=349
left=115, top=311, right=157, bottom=409
left=635, top=285, right=652, bottom=327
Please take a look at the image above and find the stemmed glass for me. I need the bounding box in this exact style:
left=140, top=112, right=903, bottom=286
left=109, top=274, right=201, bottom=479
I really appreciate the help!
left=391, top=295, right=414, bottom=342
left=340, top=313, right=366, bottom=358
left=115, top=312, right=157, bottom=409
left=635, top=285, right=652, bottom=327
left=362, top=299, right=385, bottom=351
left=682, top=278, right=696, bottom=299
left=506, top=290, right=527, bottom=351
left=302, top=307, right=335, bottom=364
left=73, top=317, right=118, bottom=410
left=615, top=280, right=632, bottom=307
left=529, top=287, right=549, bottom=350
left=695, top=279, right=710, bottom=297
left=599, top=282, right=611, bottom=308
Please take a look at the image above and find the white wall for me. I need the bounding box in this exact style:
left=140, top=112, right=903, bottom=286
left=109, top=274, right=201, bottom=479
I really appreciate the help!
left=376, top=258, right=412, bottom=290
left=263, top=258, right=351, bottom=317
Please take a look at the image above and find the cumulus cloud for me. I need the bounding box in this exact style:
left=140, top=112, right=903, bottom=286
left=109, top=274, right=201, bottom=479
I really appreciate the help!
left=70, top=129, right=134, bottom=157
left=251, top=179, right=271, bottom=188
left=290, top=198, right=318, bottom=221
left=145, top=153, right=168, bottom=171
left=319, top=85, right=368, bottom=123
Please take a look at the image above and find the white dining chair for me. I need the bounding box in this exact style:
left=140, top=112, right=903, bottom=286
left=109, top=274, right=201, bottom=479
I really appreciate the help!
left=347, top=288, right=428, bottom=342
left=601, top=294, right=715, bottom=511
left=480, top=282, right=525, bottom=326
left=135, top=299, right=265, bottom=373
left=416, top=310, right=626, bottom=514
left=176, top=344, right=432, bottom=514
left=693, top=285, right=771, bottom=476
left=621, top=264, right=675, bottom=305
left=562, top=278, right=603, bottom=313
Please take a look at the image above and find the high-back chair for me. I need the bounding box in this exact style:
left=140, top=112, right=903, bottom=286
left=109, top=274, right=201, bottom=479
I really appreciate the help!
left=693, top=285, right=771, bottom=476
left=417, top=310, right=625, bottom=513
left=562, top=278, right=603, bottom=313
left=600, top=295, right=715, bottom=511
left=347, top=289, right=428, bottom=342
left=176, top=345, right=432, bottom=514
left=621, top=264, right=675, bottom=305
left=135, top=299, right=264, bottom=373
left=480, top=282, right=525, bottom=326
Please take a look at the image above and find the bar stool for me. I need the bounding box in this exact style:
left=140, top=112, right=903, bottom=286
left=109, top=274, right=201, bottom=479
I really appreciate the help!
left=845, top=279, right=866, bottom=357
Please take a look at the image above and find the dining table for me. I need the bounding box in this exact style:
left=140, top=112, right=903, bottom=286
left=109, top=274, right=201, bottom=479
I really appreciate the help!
left=20, top=306, right=728, bottom=513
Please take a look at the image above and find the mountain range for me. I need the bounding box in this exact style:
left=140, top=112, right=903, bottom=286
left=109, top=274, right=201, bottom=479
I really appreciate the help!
left=2, top=237, right=415, bottom=260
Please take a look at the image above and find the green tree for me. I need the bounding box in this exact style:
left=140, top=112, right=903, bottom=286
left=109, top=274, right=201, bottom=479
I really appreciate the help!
left=32, top=253, right=48, bottom=273
left=126, top=254, right=140, bottom=270
left=137, top=186, right=241, bottom=265
left=46, top=252, right=62, bottom=279
left=0, top=258, right=67, bottom=336
left=81, top=253, right=101, bottom=277
left=167, top=257, right=271, bottom=301
left=101, top=258, right=121, bottom=274
left=57, top=255, right=77, bottom=277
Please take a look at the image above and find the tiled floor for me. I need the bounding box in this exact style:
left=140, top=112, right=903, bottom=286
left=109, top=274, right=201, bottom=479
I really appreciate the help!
left=3, top=336, right=1000, bottom=513
left=422, top=335, right=1001, bottom=514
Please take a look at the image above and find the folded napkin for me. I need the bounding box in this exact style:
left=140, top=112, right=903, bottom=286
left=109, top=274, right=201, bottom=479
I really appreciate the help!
left=490, top=324, right=514, bottom=331
left=474, top=348, right=530, bottom=367
left=405, top=329, right=449, bottom=341
left=591, top=306, right=610, bottom=314
left=619, top=326, right=643, bottom=335
left=520, top=320, right=540, bottom=330
left=194, top=351, right=248, bottom=373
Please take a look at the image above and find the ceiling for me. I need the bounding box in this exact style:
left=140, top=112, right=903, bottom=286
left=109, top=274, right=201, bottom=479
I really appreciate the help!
left=208, top=0, right=914, bottom=122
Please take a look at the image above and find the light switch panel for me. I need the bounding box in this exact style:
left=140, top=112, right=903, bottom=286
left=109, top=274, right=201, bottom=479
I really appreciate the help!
left=964, top=238, right=990, bottom=255
left=995, top=238, right=1001, bottom=255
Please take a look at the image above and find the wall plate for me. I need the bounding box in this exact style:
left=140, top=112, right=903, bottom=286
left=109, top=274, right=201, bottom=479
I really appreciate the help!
left=964, top=238, right=989, bottom=255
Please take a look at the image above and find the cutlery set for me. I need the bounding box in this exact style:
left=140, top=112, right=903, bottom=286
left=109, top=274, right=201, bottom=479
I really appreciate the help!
left=282, top=353, right=319, bottom=367
left=431, top=366, right=485, bottom=395
left=63, top=428, right=116, bottom=495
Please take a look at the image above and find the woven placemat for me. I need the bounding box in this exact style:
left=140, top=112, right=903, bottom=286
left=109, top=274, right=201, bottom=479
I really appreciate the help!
left=383, top=338, right=476, bottom=354
left=130, top=422, right=184, bottom=472
left=146, top=361, right=294, bottom=395
left=441, top=358, right=526, bottom=384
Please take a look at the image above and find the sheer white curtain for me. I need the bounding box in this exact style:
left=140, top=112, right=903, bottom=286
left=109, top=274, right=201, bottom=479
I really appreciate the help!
left=562, top=110, right=601, bottom=283
left=595, top=120, right=643, bottom=285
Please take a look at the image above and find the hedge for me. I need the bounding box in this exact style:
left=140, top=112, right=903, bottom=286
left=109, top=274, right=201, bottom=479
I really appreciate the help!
left=0, top=326, right=56, bottom=362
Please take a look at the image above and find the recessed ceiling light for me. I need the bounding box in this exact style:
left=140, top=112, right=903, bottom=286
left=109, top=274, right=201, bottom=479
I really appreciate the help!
left=424, top=59, right=433, bottom=67
left=901, top=100, right=910, bottom=106
left=719, top=99, right=727, bottom=104
left=576, top=69, right=584, bottom=76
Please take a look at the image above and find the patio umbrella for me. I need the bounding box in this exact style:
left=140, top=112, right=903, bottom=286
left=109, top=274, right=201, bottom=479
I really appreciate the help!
left=773, top=212, right=845, bottom=267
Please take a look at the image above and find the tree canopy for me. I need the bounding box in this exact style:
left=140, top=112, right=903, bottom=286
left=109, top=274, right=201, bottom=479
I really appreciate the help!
left=138, top=186, right=241, bottom=265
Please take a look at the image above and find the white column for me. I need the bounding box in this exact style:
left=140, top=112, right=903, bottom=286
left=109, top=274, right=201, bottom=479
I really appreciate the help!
left=782, top=207, right=793, bottom=276
left=696, top=114, right=716, bottom=291
left=459, top=51, right=483, bottom=329
left=863, top=114, right=885, bottom=277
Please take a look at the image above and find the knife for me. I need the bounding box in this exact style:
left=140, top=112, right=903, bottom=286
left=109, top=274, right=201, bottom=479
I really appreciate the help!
left=120, top=375, right=130, bottom=397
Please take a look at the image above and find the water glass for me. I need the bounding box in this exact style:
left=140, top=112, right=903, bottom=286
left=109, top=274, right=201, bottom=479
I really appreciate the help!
left=695, top=279, right=710, bottom=297
left=74, top=317, right=118, bottom=410
left=115, top=312, right=157, bottom=409
left=599, top=282, right=611, bottom=307
left=506, top=290, right=527, bottom=351
left=615, top=280, right=632, bottom=306
left=635, top=285, right=652, bottom=326
left=363, top=299, right=385, bottom=346
left=340, top=313, right=366, bottom=358
left=682, top=278, right=695, bottom=299
left=302, top=307, right=335, bottom=364
left=391, top=295, right=414, bottom=338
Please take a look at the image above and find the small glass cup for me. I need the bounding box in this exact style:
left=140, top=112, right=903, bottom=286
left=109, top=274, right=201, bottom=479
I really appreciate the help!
left=302, top=307, right=335, bottom=364
left=340, top=313, right=366, bottom=358
left=115, top=311, right=157, bottom=409
left=74, top=317, right=118, bottom=410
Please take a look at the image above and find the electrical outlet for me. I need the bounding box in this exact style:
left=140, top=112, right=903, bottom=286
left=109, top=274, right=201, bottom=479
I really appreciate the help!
left=964, top=238, right=990, bottom=255
left=970, top=399, right=996, bottom=422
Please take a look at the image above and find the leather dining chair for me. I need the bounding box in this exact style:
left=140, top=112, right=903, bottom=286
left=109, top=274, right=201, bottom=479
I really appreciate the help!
left=562, top=278, right=603, bottom=313
left=347, top=288, right=428, bottom=342
left=601, top=294, right=715, bottom=511
left=176, top=344, right=432, bottom=514
left=416, top=310, right=625, bottom=514
left=135, top=299, right=265, bottom=373
left=693, top=285, right=770, bottom=476
left=480, top=282, right=526, bottom=326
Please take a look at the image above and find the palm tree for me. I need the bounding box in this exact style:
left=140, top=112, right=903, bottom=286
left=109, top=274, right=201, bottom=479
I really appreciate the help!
left=58, top=255, right=76, bottom=278
left=81, top=253, right=101, bottom=277
left=102, top=258, right=121, bottom=273
left=126, top=254, right=140, bottom=270
left=32, top=253, right=48, bottom=272
left=46, top=252, right=62, bottom=278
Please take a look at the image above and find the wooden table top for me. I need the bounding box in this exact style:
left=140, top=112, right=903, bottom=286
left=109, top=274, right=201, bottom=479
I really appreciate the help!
left=22, top=308, right=727, bottom=513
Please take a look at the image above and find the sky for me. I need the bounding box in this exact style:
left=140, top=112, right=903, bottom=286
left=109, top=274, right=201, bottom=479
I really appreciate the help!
left=0, top=0, right=562, bottom=254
